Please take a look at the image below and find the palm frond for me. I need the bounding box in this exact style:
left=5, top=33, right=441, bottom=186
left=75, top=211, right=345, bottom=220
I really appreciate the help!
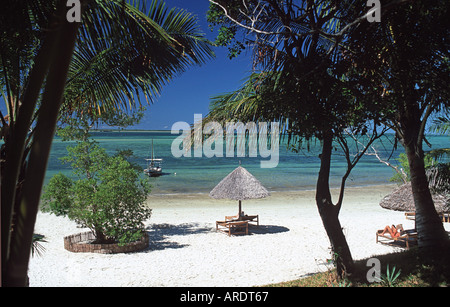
left=429, top=116, right=450, bottom=136
left=427, top=148, right=450, bottom=162
left=62, top=0, right=214, bottom=120
left=31, top=234, right=47, bottom=258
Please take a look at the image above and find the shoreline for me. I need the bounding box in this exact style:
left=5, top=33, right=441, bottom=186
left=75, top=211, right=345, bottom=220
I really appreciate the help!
left=29, top=183, right=423, bottom=287
left=146, top=183, right=398, bottom=207
left=148, top=182, right=398, bottom=197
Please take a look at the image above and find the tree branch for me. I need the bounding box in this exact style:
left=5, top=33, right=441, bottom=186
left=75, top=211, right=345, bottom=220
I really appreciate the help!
left=335, top=126, right=388, bottom=211
left=209, top=0, right=414, bottom=42
left=418, top=99, right=434, bottom=149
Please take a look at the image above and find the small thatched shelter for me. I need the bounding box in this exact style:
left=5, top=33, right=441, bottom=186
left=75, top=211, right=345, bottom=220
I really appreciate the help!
left=210, top=166, right=270, bottom=216
left=380, top=182, right=450, bottom=213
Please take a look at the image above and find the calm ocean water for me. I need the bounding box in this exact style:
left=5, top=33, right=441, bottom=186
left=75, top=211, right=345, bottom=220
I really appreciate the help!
left=45, top=131, right=450, bottom=194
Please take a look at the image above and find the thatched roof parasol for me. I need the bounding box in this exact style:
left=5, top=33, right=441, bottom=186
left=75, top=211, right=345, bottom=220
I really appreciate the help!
left=210, top=166, right=270, bottom=216
left=379, top=182, right=450, bottom=213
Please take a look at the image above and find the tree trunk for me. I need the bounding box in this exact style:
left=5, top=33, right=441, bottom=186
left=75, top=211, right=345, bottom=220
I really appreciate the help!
left=391, top=14, right=449, bottom=253
left=1, top=16, right=59, bottom=278
left=403, top=134, right=449, bottom=251
left=94, top=228, right=109, bottom=244
left=316, top=132, right=354, bottom=279
left=3, top=6, right=81, bottom=286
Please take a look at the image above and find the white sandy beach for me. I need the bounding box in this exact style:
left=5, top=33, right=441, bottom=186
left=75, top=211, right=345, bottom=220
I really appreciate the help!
left=28, top=184, right=439, bottom=287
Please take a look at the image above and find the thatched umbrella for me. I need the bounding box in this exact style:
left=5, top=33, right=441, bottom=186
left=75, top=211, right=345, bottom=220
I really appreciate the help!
left=380, top=182, right=450, bottom=213
left=210, top=166, right=270, bottom=216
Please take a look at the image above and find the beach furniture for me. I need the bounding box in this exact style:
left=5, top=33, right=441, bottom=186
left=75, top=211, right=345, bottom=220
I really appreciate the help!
left=376, top=224, right=418, bottom=249
left=216, top=220, right=249, bottom=236
left=405, top=211, right=450, bottom=223
left=442, top=213, right=450, bottom=223
left=210, top=166, right=269, bottom=233
left=225, top=213, right=259, bottom=226
left=405, top=212, right=415, bottom=220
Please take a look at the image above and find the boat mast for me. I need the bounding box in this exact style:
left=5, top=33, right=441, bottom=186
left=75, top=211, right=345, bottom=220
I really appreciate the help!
left=151, top=139, right=154, bottom=162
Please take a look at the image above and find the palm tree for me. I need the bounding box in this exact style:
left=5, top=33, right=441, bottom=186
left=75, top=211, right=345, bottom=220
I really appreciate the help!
left=1, top=0, right=213, bottom=286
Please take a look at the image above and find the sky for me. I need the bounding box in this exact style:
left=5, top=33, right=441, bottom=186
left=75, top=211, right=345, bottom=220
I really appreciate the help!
left=1, top=1, right=444, bottom=133
left=132, top=0, right=254, bottom=130
left=0, top=0, right=254, bottom=131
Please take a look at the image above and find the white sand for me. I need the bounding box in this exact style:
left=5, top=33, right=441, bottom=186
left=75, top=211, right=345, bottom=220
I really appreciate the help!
left=28, top=184, right=433, bottom=287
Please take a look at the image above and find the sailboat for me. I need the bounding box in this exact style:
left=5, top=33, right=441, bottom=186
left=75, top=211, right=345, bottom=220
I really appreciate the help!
left=144, top=139, right=163, bottom=177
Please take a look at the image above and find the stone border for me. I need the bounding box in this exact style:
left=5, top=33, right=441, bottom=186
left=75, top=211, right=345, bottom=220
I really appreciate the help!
left=64, top=231, right=149, bottom=254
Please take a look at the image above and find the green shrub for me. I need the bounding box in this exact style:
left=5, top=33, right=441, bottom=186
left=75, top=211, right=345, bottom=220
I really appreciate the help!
left=41, top=173, right=73, bottom=216
left=41, top=140, right=151, bottom=244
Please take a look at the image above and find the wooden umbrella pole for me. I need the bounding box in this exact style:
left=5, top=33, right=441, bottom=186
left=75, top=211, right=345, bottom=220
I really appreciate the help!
left=238, top=200, right=242, bottom=218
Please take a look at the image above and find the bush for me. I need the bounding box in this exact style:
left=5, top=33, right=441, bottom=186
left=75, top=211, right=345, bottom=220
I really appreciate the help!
left=41, top=173, right=73, bottom=216
left=41, top=140, right=152, bottom=245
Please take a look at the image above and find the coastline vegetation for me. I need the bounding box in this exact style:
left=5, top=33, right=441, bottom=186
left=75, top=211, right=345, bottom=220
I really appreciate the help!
left=41, top=137, right=151, bottom=245
left=43, top=107, right=153, bottom=245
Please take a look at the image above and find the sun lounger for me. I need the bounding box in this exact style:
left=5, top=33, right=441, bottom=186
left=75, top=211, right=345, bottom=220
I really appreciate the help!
left=216, top=220, right=249, bottom=236
left=225, top=213, right=259, bottom=226
left=376, top=224, right=418, bottom=249
left=405, top=211, right=450, bottom=223
left=405, top=212, right=415, bottom=220
left=225, top=214, right=239, bottom=221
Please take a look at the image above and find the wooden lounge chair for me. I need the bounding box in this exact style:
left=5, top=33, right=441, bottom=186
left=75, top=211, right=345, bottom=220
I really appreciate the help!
left=225, top=212, right=259, bottom=226
left=242, top=215, right=259, bottom=226
left=225, top=214, right=239, bottom=221
left=405, top=212, right=415, bottom=220
left=376, top=224, right=418, bottom=250
left=216, top=220, right=249, bottom=236
left=405, top=211, right=450, bottom=223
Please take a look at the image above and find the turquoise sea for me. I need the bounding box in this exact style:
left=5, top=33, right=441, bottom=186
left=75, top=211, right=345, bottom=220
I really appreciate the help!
left=45, top=131, right=450, bottom=195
